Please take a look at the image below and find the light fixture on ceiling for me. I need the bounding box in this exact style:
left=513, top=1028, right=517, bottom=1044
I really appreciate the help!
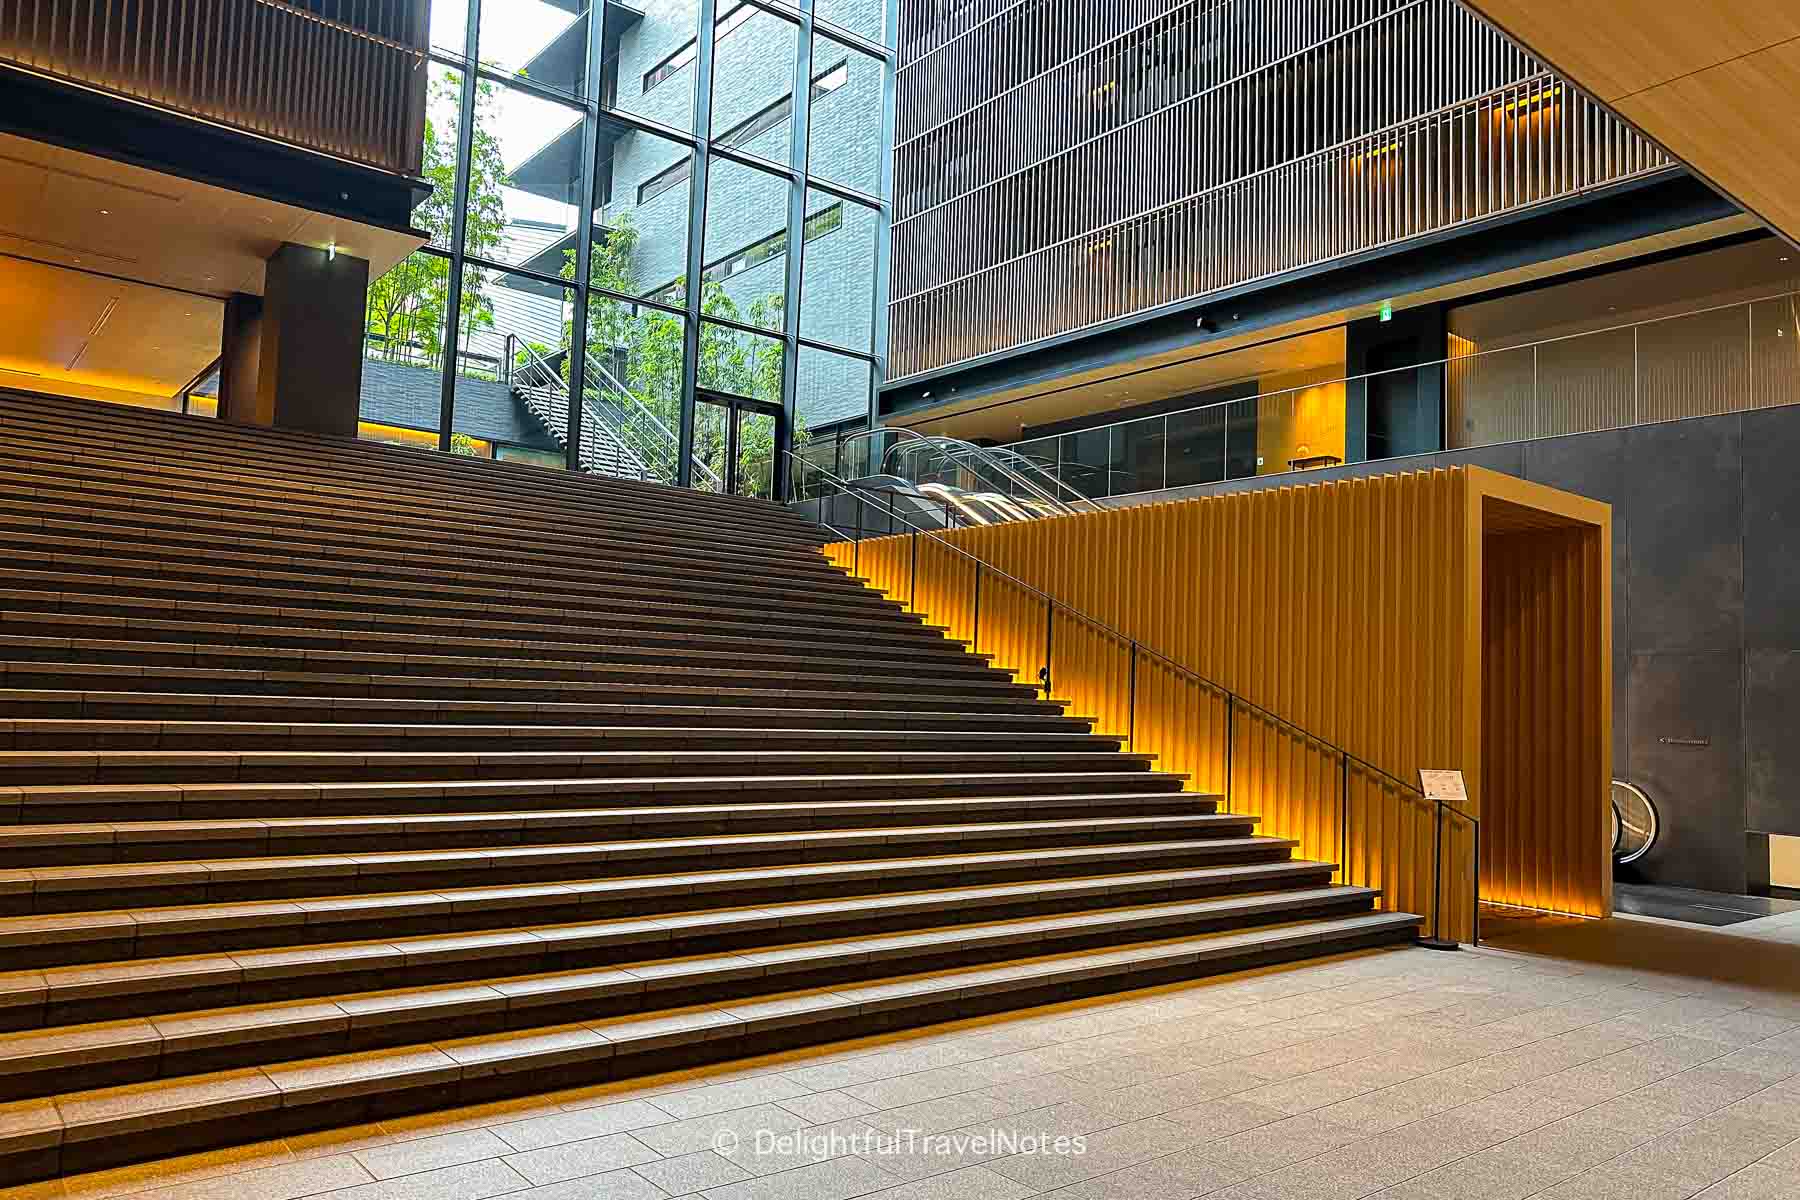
left=98, top=209, right=110, bottom=216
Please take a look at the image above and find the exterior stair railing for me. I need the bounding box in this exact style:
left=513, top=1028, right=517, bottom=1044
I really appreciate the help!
left=790, top=452, right=1483, bottom=947
left=581, top=351, right=723, bottom=492
left=505, top=335, right=724, bottom=489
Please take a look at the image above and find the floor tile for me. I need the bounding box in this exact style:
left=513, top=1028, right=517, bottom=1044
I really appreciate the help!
left=501, top=1132, right=662, bottom=1186
left=700, top=1154, right=899, bottom=1200
left=631, top=1149, right=751, bottom=1195
left=350, top=1129, right=513, bottom=1180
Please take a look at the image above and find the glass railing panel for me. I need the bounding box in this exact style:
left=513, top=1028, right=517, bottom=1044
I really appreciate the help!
left=1247, top=377, right=1348, bottom=475
left=1010, top=438, right=1060, bottom=486
left=1640, top=305, right=1751, bottom=423
left=1751, top=295, right=1800, bottom=411
left=1536, top=328, right=1635, bottom=437
left=1165, top=406, right=1226, bottom=489
left=1110, top=415, right=1168, bottom=495
left=1448, top=345, right=1534, bottom=449
left=1223, top=397, right=1260, bottom=478
left=1058, top=427, right=1117, bottom=499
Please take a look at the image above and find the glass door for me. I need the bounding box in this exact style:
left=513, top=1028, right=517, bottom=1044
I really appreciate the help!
left=697, top=390, right=784, bottom=499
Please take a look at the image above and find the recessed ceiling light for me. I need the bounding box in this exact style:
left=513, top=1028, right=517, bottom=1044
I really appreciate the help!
left=99, top=209, right=110, bottom=215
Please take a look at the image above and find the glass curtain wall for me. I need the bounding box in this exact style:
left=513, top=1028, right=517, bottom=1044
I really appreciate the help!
left=358, top=0, right=895, bottom=496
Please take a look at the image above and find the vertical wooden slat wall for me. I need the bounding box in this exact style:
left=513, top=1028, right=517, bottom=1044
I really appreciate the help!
left=824, top=466, right=1610, bottom=938
left=1480, top=522, right=1610, bottom=918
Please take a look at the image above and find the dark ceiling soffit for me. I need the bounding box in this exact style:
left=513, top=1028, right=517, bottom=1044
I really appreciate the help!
left=880, top=172, right=1738, bottom=419
left=0, top=63, right=430, bottom=234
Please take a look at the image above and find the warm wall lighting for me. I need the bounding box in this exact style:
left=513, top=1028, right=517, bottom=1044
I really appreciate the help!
left=1359, top=141, right=1401, bottom=161
left=1502, top=85, right=1562, bottom=116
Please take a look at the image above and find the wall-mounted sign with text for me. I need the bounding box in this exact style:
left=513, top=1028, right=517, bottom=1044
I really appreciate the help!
left=1419, top=769, right=1467, bottom=807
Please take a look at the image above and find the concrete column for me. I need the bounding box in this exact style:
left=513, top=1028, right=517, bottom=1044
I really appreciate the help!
left=218, top=294, right=268, bottom=427
left=222, top=243, right=370, bottom=438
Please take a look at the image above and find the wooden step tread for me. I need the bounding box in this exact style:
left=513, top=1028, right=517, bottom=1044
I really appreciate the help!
left=0, top=574, right=953, bottom=641
left=0, top=815, right=1244, bottom=897
left=2, top=770, right=1176, bottom=811
left=0, top=434, right=817, bottom=538
left=0, top=625, right=1000, bottom=677
left=0, top=467, right=815, bottom=536
left=0, top=886, right=1378, bottom=1079
left=0, top=586, right=964, bottom=651
left=0, top=587, right=965, bottom=653
left=0, top=526, right=859, bottom=610
left=0, top=723, right=1080, bottom=741
left=0, top=883, right=1362, bottom=1024
left=0, top=516, right=851, bottom=587
left=0, top=691, right=1090, bottom=732
left=0, top=911, right=1419, bottom=1165
left=0, top=849, right=1295, bottom=960
left=0, top=474, right=828, bottom=563
left=6, top=552, right=901, bottom=623
left=0, top=606, right=971, bottom=662
left=0, top=569, right=942, bottom=638
left=0, top=747, right=1148, bottom=771
left=0, top=664, right=1063, bottom=712
left=0, top=790, right=1216, bottom=849
left=0, top=438, right=820, bottom=531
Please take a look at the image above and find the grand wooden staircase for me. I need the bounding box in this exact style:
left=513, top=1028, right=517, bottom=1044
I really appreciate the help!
left=0, top=391, right=1419, bottom=1184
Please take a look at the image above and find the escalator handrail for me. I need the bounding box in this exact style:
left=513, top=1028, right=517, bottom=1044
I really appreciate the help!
left=832, top=427, right=1098, bottom=517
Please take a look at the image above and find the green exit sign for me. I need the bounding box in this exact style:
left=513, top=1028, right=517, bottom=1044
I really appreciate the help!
left=1379, top=300, right=1394, bottom=322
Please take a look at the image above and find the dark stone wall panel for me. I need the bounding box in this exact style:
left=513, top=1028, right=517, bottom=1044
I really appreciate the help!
left=1626, top=650, right=1745, bottom=895
left=1747, top=650, right=1800, bottom=837
left=1623, top=417, right=1744, bottom=654
left=1743, top=407, right=1800, bottom=650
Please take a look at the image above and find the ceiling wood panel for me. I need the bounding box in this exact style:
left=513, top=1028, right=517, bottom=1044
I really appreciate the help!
left=0, top=133, right=420, bottom=298
left=1462, top=1, right=1800, bottom=249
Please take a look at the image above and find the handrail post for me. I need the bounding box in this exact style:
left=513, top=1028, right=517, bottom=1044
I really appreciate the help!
left=1418, top=797, right=1464, bottom=951
left=1340, top=754, right=1350, bottom=887
left=853, top=493, right=862, bottom=577
left=1433, top=800, right=1445, bottom=942
left=971, top=562, right=982, bottom=653
left=910, top=529, right=919, bottom=613
left=1041, top=601, right=1054, bottom=698
left=1223, top=695, right=1234, bottom=813
left=1473, top=821, right=1482, bottom=946
left=1127, top=642, right=1138, bottom=751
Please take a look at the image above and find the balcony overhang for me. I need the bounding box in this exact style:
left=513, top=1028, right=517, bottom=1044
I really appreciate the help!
left=0, top=62, right=429, bottom=236
left=0, top=131, right=424, bottom=300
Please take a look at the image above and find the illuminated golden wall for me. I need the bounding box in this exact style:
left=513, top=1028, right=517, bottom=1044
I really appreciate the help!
left=1256, top=366, right=1348, bottom=471
left=826, top=466, right=1612, bottom=939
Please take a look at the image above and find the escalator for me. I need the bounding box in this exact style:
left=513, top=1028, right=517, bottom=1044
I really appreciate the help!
left=795, top=427, right=1099, bottom=532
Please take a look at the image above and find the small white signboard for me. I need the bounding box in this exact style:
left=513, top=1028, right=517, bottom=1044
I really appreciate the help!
left=1418, top=769, right=1467, bottom=807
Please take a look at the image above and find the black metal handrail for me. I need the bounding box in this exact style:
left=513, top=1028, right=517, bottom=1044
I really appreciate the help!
left=792, top=452, right=1481, bottom=945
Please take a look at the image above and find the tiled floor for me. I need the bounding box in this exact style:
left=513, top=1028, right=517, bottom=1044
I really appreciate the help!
left=14, top=913, right=1800, bottom=1200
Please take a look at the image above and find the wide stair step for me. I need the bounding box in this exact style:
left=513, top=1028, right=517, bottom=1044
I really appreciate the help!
left=0, top=390, right=1422, bottom=1185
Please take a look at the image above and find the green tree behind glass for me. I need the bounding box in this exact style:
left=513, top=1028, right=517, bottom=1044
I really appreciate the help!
left=364, top=72, right=508, bottom=373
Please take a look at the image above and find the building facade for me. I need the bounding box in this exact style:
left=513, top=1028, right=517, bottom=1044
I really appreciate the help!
left=357, top=0, right=895, bottom=493
left=888, top=0, right=1670, bottom=384
left=872, top=0, right=1800, bottom=900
